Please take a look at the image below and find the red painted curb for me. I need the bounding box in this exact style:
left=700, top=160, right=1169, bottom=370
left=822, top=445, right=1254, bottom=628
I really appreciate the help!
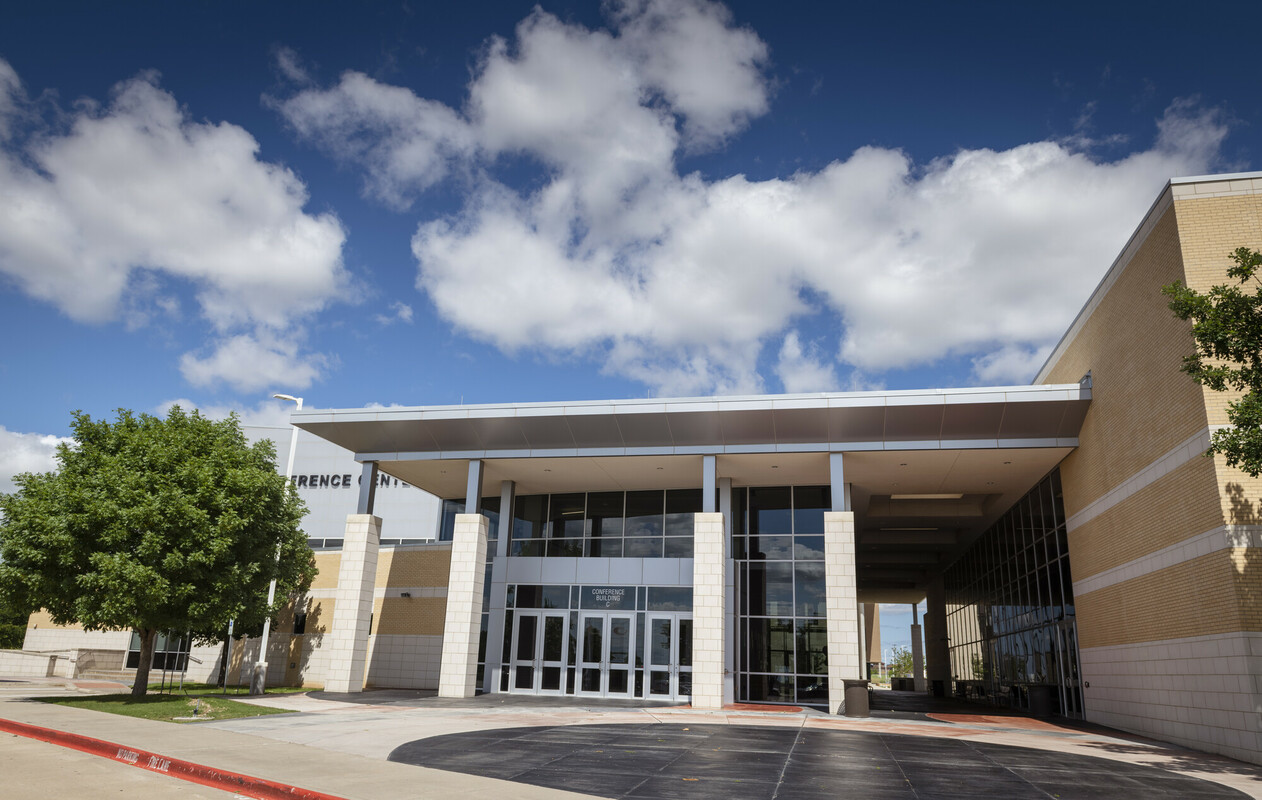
left=0, top=716, right=352, bottom=800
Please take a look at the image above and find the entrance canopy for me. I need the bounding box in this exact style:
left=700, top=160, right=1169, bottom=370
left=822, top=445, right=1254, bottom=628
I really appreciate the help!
left=292, top=383, right=1090, bottom=602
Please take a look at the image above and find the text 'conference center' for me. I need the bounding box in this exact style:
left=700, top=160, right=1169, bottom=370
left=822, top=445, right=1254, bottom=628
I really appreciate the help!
left=22, top=172, right=1262, bottom=765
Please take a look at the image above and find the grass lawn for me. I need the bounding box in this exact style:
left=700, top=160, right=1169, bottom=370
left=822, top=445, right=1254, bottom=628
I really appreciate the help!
left=39, top=684, right=305, bottom=723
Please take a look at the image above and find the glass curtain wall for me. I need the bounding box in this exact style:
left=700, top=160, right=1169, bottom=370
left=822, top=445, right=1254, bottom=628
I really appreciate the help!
left=442, top=490, right=701, bottom=558
left=734, top=485, right=830, bottom=706
left=943, top=468, right=1083, bottom=718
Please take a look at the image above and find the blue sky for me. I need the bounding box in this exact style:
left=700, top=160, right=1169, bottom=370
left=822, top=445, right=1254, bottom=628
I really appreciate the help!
left=0, top=2, right=1258, bottom=646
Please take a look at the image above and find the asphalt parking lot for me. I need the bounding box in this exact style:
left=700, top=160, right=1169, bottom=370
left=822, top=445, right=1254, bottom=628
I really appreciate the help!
left=388, top=722, right=1252, bottom=799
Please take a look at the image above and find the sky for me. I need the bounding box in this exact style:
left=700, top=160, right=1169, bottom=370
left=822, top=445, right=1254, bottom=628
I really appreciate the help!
left=0, top=2, right=1258, bottom=648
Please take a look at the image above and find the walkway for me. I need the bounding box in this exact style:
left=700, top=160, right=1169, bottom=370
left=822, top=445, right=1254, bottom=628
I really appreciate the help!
left=0, top=680, right=1259, bottom=799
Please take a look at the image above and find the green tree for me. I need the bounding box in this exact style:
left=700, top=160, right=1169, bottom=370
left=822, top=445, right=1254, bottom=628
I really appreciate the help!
left=0, top=407, right=316, bottom=696
left=1163, top=247, right=1262, bottom=477
left=888, top=644, right=914, bottom=678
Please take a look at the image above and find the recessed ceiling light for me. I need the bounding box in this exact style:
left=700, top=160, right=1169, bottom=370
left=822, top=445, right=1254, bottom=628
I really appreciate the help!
left=771, top=465, right=779, bottom=469
left=1003, top=461, right=1012, bottom=465
left=543, top=468, right=552, bottom=472
left=656, top=466, right=664, bottom=470
left=899, top=463, right=908, bottom=467
left=890, top=493, right=963, bottom=500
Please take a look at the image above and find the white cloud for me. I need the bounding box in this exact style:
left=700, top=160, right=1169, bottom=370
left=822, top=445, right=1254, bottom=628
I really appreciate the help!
left=153, top=398, right=296, bottom=429
left=179, top=332, right=326, bottom=393
left=0, top=426, right=72, bottom=495
left=775, top=332, right=839, bottom=393
left=374, top=301, right=413, bottom=325
left=971, top=344, right=1054, bottom=385
left=0, top=61, right=349, bottom=390
left=271, top=70, right=475, bottom=209
left=273, top=4, right=1230, bottom=396
left=611, top=0, right=770, bottom=149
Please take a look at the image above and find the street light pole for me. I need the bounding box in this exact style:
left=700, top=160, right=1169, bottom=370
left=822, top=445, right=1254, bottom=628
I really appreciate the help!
left=251, top=393, right=303, bottom=696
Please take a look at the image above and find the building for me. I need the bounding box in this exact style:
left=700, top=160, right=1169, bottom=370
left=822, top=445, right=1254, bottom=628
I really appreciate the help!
left=19, top=172, right=1262, bottom=765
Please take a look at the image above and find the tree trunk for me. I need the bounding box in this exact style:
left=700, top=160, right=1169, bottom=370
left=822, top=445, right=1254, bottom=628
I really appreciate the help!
left=131, top=628, right=156, bottom=698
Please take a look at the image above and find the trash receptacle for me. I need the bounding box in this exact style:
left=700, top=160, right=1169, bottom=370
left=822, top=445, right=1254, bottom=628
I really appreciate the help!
left=1029, top=684, right=1054, bottom=717
left=843, top=679, right=870, bottom=717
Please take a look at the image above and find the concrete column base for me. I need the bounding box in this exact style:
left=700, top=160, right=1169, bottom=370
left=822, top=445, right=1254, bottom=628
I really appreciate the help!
left=691, top=512, right=726, bottom=710
left=824, top=511, right=859, bottom=715
left=438, top=513, right=488, bottom=698
left=324, top=514, right=381, bottom=693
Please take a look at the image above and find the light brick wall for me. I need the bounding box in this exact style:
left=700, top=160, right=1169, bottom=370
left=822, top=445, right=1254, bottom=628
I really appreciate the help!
left=437, top=513, right=488, bottom=698
left=1045, top=206, right=1208, bottom=518
left=1068, top=456, right=1223, bottom=581
left=824, top=511, right=859, bottom=714
left=691, top=512, right=725, bottom=710
left=1043, top=182, right=1262, bottom=764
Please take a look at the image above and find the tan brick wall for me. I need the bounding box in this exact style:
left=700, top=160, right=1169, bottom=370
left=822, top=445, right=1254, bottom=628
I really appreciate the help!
left=371, top=597, right=447, bottom=636
left=1045, top=207, right=1208, bottom=518
left=26, top=610, right=81, bottom=630
left=1045, top=189, right=1262, bottom=651
left=375, top=547, right=452, bottom=588
left=1229, top=547, right=1262, bottom=631
left=310, top=552, right=342, bottom=590
left=1068, top=456, right=1223, bottom=580
left=1076, top=549, right=1251, bottom=648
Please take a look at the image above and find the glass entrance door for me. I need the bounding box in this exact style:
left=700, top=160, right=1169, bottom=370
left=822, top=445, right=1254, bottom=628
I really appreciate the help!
left=510, top=611, right=568, bottom=695
left=647, top=614, right=692, bottom=702
left=577, top=612, right=635, bottom=698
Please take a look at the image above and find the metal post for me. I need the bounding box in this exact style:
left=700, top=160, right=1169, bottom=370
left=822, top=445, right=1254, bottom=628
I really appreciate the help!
left=255, top=394, right=303, bottom=695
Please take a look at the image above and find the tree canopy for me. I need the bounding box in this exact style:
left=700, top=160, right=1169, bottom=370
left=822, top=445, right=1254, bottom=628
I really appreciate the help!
left=1163, top=247, right=1262, bottom=477
left=0, top=407, right=316, bottom=695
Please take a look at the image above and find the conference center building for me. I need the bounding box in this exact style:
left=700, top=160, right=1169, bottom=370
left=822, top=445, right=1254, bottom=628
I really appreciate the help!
left=18, top=171, right=1262, bottom=765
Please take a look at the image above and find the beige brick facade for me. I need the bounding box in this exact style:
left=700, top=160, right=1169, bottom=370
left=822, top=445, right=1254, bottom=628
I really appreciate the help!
left=1042, top=178, right=1262, bottom=763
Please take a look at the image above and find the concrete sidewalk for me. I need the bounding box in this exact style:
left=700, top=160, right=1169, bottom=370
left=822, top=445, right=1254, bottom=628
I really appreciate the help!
left=3, top=683, right=1261, bottom=799
left=0, top=695, right=601, bottom=800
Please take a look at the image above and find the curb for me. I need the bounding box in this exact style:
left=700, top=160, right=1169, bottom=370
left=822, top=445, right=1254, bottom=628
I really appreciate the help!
left=0, top=716, right=351, bottom=800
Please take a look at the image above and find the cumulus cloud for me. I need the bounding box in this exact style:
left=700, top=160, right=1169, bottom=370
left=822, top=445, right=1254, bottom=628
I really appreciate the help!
left=153, top=398, right=298, bottom=429
left=273, top=2, right=1230, bottom=395
left=776, top=332, right=839, bottom=393
left=179, top=332, right=326, bottom=393
left=0, top=61, right=349, bottom=390
left=374, top=301, right=413, bottom=326
left=0, top=426, right=72, bottom=495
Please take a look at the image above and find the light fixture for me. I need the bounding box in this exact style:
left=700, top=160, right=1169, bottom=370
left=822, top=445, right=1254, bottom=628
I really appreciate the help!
left=890, top=493, right=963, bottom=500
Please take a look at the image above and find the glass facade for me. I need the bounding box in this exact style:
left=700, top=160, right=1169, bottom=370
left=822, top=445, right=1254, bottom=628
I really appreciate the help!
left=441, top=490, right=700, bottom=558
left=734, top=485, right=830, bottom=706
left=125, top=631, right=192, bottom=671
left=943, top=468, right=1083, bottom=718
left=497, top=583, right=692, bottom=698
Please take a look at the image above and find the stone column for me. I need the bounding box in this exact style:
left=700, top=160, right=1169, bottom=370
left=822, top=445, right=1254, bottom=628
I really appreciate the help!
left=481, top=480, right=515, bottom=694
left=324, top=514, right=381, bottom=693
left=924, top=574, right=950, bottom=697
left=825, top=510, right=860, bottom=714
left=438, top=513, right=489, bottom=698
left=911, top=602, right=926, bottom=692
left=692, top=511, right=726, bottom=710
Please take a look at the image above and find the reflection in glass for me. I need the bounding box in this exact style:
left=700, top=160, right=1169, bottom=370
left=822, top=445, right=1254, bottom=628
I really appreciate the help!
left=610, top=618, right=631, bottom=665
left=650, top=618, right=672, bottom=667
